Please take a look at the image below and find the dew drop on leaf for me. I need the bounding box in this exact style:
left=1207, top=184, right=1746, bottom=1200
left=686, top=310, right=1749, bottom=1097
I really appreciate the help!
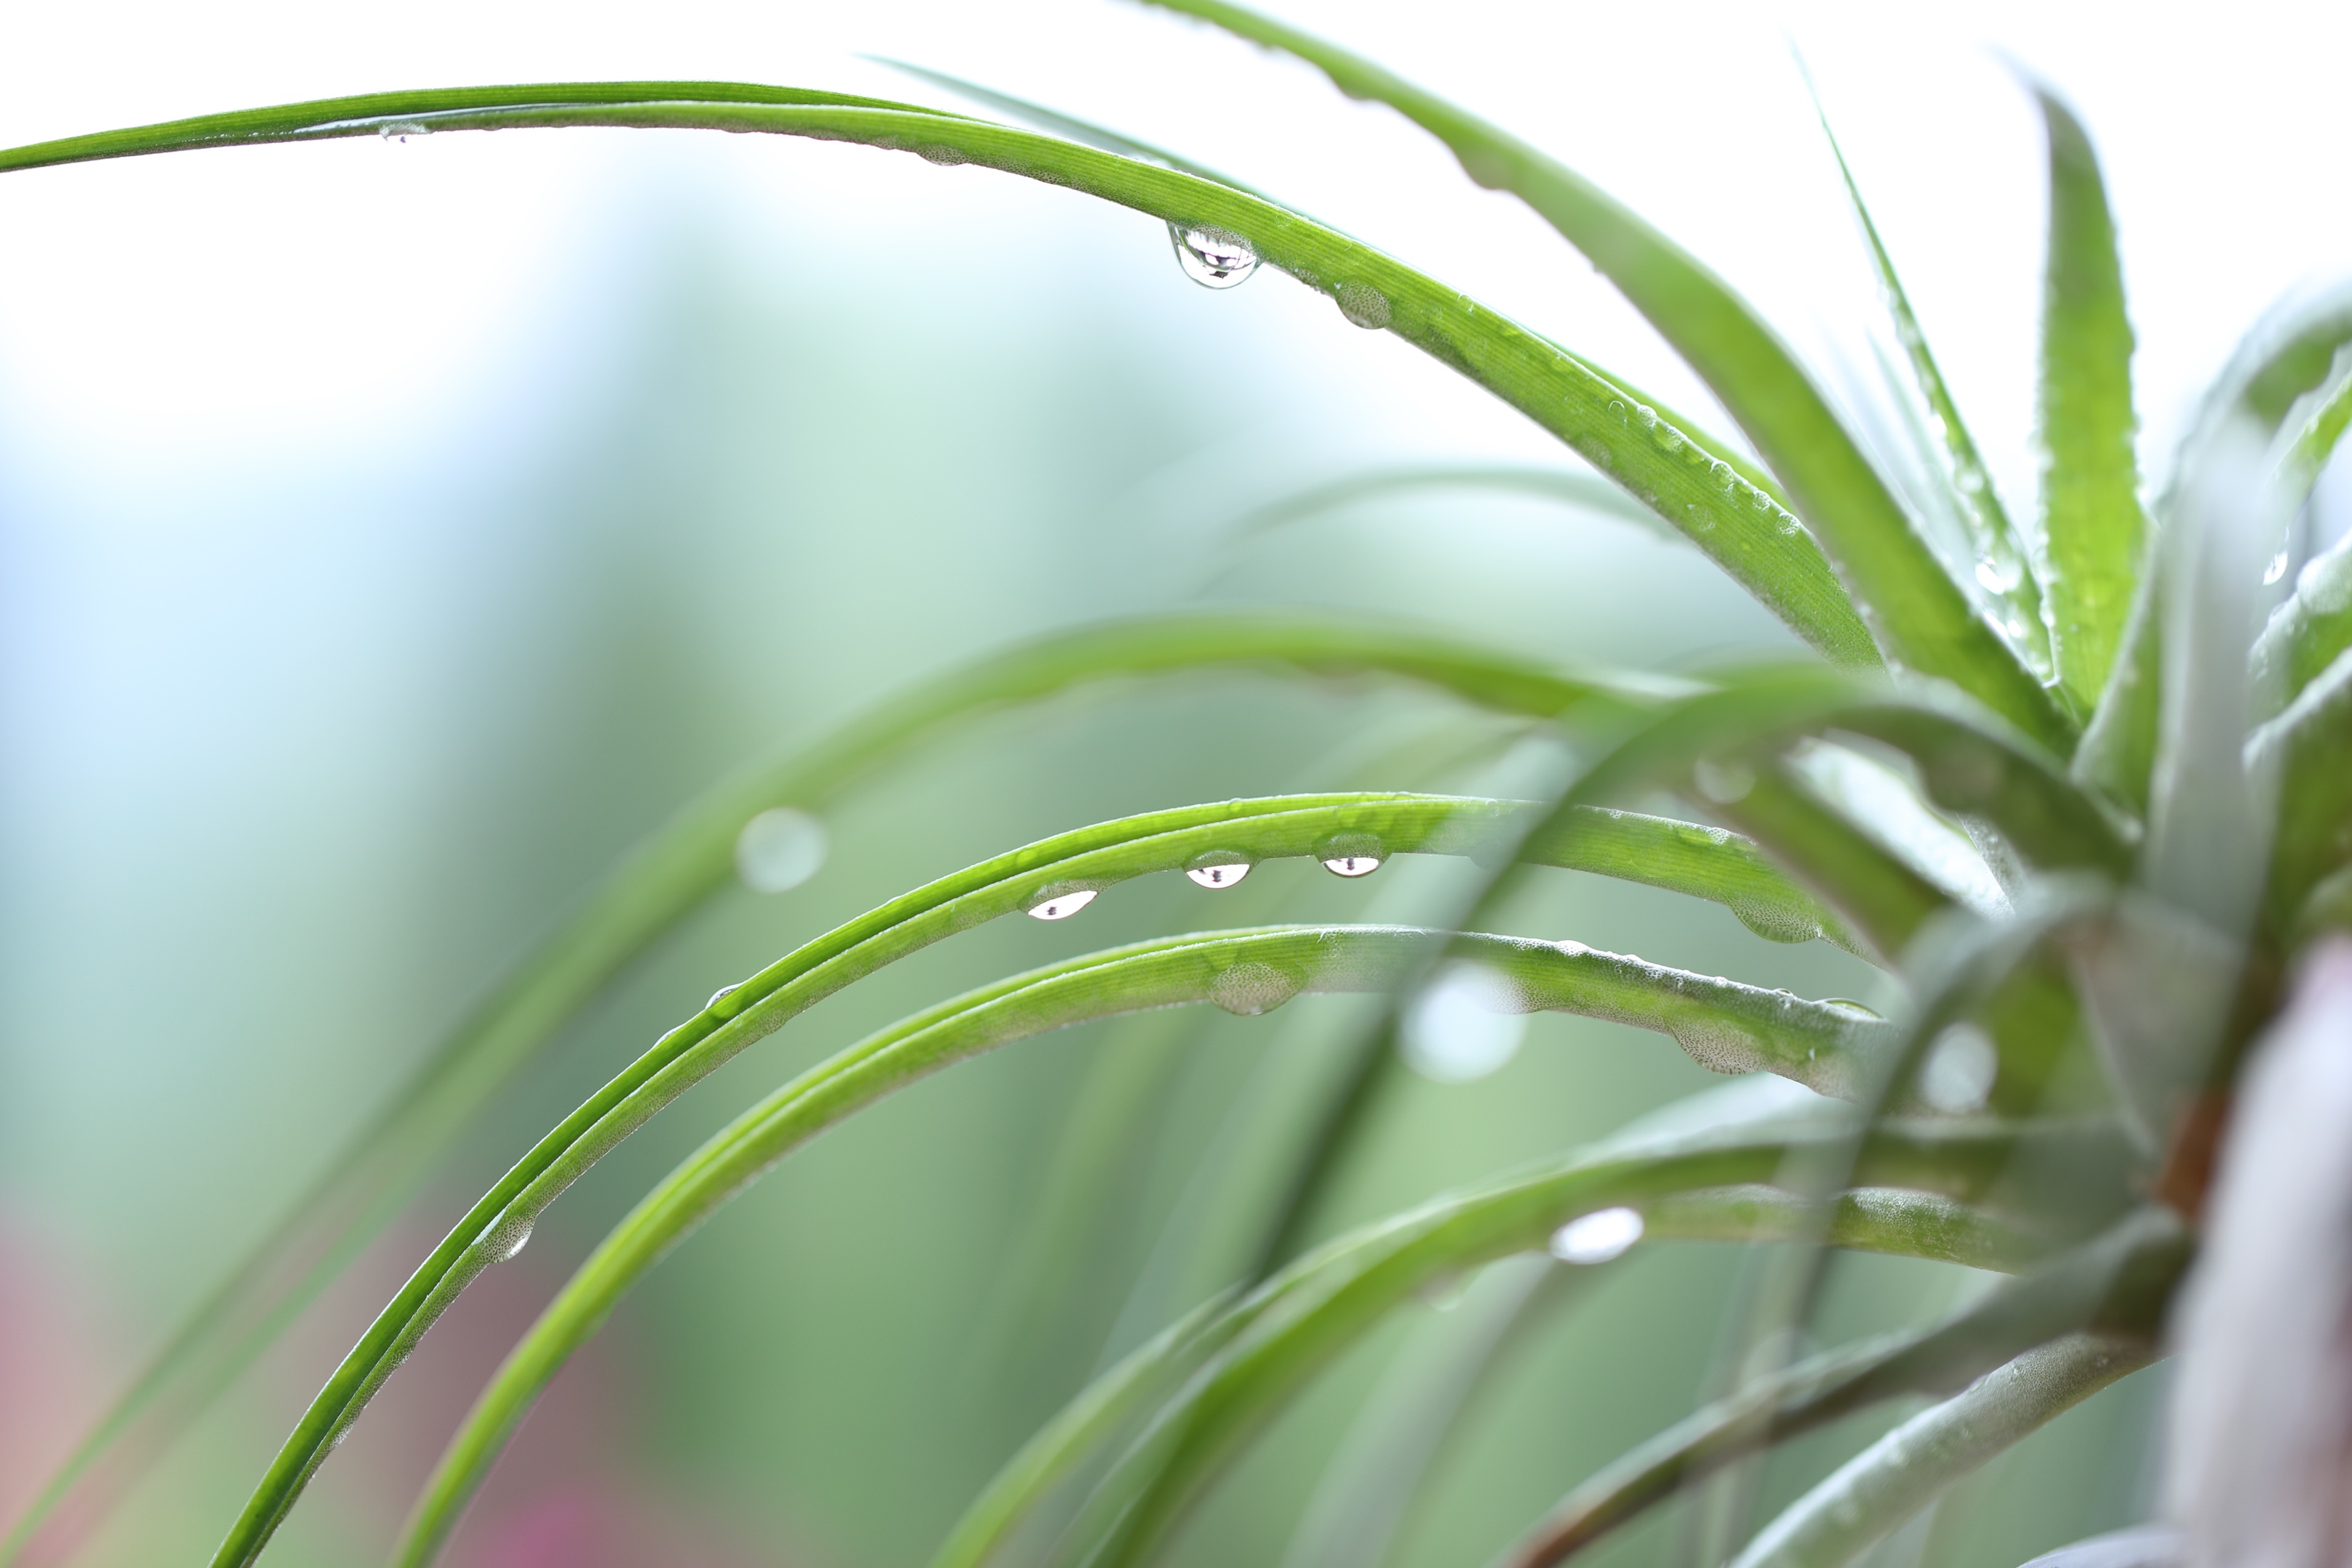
left=1209, top=960, right=1300, bottom=1016
left=1549, top=1206, right=1643, bottom=1264
left=735, top=807, right=828, bottom=894
left=2264, top=550, right=2290, bottom=585
left=1334, top=280, right=1390, bottom=329
left=1323, top=854, right=1381, bottom=878
left=1977, top=558, right=2021, bottom=594
left=1028, top=889, right=1098, bottom=920
left=1168, top=222, right=1257, bottom=289
left=1185, top=862, right=1251, bottom=889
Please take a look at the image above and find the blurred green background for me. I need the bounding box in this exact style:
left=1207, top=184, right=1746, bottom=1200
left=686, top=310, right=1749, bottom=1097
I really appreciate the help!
left=12, top=1, right=2342, bottom=1564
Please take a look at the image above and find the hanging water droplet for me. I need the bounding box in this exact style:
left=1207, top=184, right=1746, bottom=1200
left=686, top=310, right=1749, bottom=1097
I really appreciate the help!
left=735, top=807, right=829, bottom=894
left=1185, top=861, right=1252, bottom=889
left=480, top=1214, right=534, bottom=1262
left=378, top=121, right=430, bottom=142
left=2264, top=550, right=2290, bottom=585
left=1549, top=1206, right=1643, bottom=1264
left=1919, top=1022, right=1998, bottom=1114
left=1323, top=854, right=1381, bottom=878
left=1209, top=960, right=1300, bottom=1016
left=707, top=982, right=740, bottom=1011
left=1334, top=280, right=1390, bottom=329
left=1401, top=963, right=1527, bottom=1083
left=1028, top=889, right=1098, bottom=920
left=1168, top=222, right=1257, bottom=288
left=1976, top=558, right=2021, bottom=594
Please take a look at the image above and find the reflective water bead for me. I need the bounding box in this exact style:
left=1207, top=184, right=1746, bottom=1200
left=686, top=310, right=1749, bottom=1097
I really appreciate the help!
left=1028, top=889, right=1098, bottom=920
left=1549, top=1206, right=1643, bottom=1264
left=1168, top=222, right=1257, bottom=289
left=2264, top=550, right=2290, bottom=585
left=1976, top=558, right=2021, bottom=594
left=1186, top=862, right=1252, bottom=889
left=1334, top=280, right=1390, bottom=329
left=1323, top=854, right=1381, bottom=878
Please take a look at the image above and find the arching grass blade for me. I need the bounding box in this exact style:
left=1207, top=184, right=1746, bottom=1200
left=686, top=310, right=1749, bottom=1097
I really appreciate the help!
left=2030, top=88, right=2149, bottom=712
left=1136, top=0, right=2069, bottom=751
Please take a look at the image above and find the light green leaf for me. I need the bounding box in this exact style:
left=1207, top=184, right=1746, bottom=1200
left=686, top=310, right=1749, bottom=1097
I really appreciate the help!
left=388, top=928, right=1902, bottom=1568
left=1808, top=84, right=2049, bottom=677
left=1500, top=1206, right=2186, bottom=1568
left=2249, top=349, right=2352, bottom=716
left=2252, top=650, right=2352, bottom=938
left=2033, top=88, right=2149, bottom=711
left=0, top=89, right=1879, bottom=668
left=1726, top=1336, right=2151, bottom=1568
left=1233, top=463, right=1675, bottom=544
left=1138, top=0, right=2069, bottom=751
left=1076, top=1139, right=2157, bottom=1568
left=0, top=612, right=1667, bottom=1568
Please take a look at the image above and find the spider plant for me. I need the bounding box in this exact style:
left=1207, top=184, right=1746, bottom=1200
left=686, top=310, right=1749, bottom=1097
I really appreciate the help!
left=6, top=4, right=2349, bottom=1567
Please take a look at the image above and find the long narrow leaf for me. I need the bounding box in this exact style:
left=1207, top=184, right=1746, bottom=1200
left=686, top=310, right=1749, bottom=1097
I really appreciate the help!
left=388, top=928, right=1904, bottom=1568
left=0, top=612, right=1670, bottom=1568
left=1726, top=1335, right=2151, bottom=1568
left=1502, top=1206, right=2186, bottom=1568
left=1137, top=0, right=2068, bottom=750
left=0, top=90, right=1880, bottom=669
left=2249, top=350, right=2352, bottom=716
left=1808, top=86, right=2049, bottom=674
left=2032, top=89, right=2149, bottom=711
left=1234, top=463, right=1675, bottom=543
left=1076, top=1145, right=2159, bottom=1568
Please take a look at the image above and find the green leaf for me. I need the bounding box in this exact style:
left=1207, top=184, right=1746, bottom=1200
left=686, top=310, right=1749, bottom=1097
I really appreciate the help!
left=1, top=612, right=1667, bottom=1568
left=1707, top=766, right=1949, bottom=963
left=385, top=928, right=1900, bottom=1568
left=1233, top=462, right=1676, bottom=544
left=2253, top=650, right=2352, bottom=937
left=1137, top=0, right=2070, bottom=750
left=1075, top=1135, right=2154, bottom=1568
left=2249, top=348, right=2352, bottom=716
left=1726, top=1336, right=2151, bottom=1568
left=1807, top=84, right=2050, bottom=677
left=0, top=89, right=1879, bottom=669
left=1500, top=1206, right=2187, bottom=1568
left=2032, top=88, right=2150, bottom=711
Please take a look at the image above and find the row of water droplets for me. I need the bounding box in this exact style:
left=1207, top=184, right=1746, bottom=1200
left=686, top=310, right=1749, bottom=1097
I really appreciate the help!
left=1167, top=221, right=1389, bottom=328
left=1026, top=846, right=1384, bottom=921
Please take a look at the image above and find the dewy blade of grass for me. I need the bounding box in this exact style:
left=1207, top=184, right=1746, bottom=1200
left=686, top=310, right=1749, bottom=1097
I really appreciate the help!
left=1071, top=1129, right=2149, bottom=1568
left=0, top=612, right=1665, bottom=1568
left=2250, top=350, right=2352, bottom=716
left=1726, top=1336, right=2152, bottom=1568
left=1501, top=1205, right=2187, bottom=1568
left=1232, top=463, right=1676, bottom=544
left=1806, top=83, right=2049, bottom=676
left=391, top=929, right=1903, bottom=1568
left=2031, top=88, right=2149, bottom=713
left=208, top=788, right=1876, bottom=1568
left=0, top=91, right=1879, bottom=671
left=1137, top=0, right=2070, bottom=752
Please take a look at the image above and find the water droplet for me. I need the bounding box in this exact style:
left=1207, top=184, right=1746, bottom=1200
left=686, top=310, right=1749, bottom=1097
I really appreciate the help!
left=1209, top=960, right=1301, bottom=1016
left=2264, top=550, right=2290, bottom=585
left=1692, top=756, right=1755, bottom=804
left=1549, top=1206, right=1643, bottom=1264
left=918, top=144, right=967, bottom=166
left=1607, top=399, right=1627, bottom=421
left=707, top=982, right=740, bottom=1011
left=378, top=121, right=430, bottom=142
left=480, top=1214, right=534, bottom=1262
left=1976, top=558, right=2020, bottom=594
left=735, top=807, right=828, bottom=894
left=1323, top=854, right=1381, bottom=878
left=1028, top=889, right=1098, bottom=920
left=1919, top=1022, right=1998, bottom=1114
left=1168, top=222, right=1257, bottom=289
left=1334, top=280, right=1390, bottom=329
left=1186, top=861, right=1252, bottom=889
left=1402, top=963, right=1527, bottom=1083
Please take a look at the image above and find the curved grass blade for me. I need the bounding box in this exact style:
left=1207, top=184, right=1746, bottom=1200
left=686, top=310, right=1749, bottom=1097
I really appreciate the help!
left=1725, top=1335, right=2151, bottom=1568
left=388, top=928, right=1903, bottom=1568
left=1715, top=764, right=1955, bottom=963
left=1071, top=1136, right=2157, bottom=1568
left=203, top=783, right=1853, bottom=1568
left=2253, top=650, right=2352, bottom=936
left=0, top=613, right=1663, bottom=1568
left=2030, top=87, right=2149, bottom=711
left=1135, top=0, right=2068, bottom=751
left=1233, top=463, right=1674, bottom=544
left=1500, top=1205, right=2186, bottom=1568
left=867, top=57, right=1278, bottom=202
left=1805, top=81, right=2048, bottom=676
left=0, top=91, right=1879, bottom=671
left=2249, top=349, right=2352, bottom=716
